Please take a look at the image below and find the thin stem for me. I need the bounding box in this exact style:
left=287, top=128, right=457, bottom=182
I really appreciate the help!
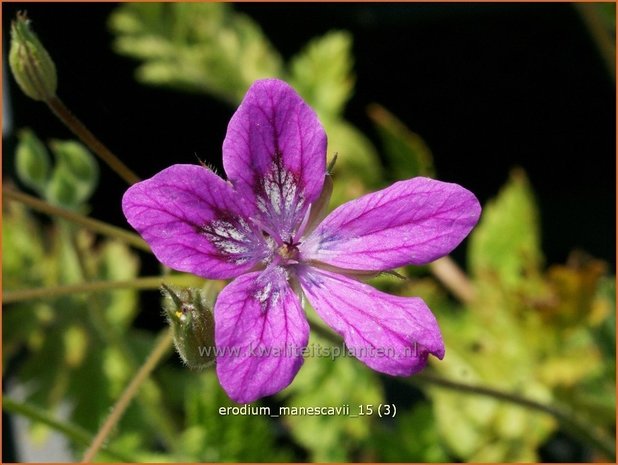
left=3, top=187, right=150, bottom=252
left=46, top=96, right=141, bottom=185
left=81, top=329, right=174, bottom=463
left=428, top=256, right=475, bottom=303
left=68, top=227, right=178, bottom=450
left=310, top=323, right=615, bottom=460
left=4, top=275, right=197, bottom=304
left=408, top=373, right=616, bottom=461
left=3, top=397, right=137, bottom=462
left=4, top=188, right=180, bottom=446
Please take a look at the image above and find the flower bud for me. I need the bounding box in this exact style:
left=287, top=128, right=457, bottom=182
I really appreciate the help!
left=9, top=12, right=57, bottom=102
left=161, top=284, right=215, bottom=369
left=47, top=139, right=99, bottom=208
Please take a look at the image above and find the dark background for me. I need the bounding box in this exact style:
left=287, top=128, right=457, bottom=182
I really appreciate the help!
left=3, top=3, right=615, bottom=268
left=2, top=3, right=615, bottom=462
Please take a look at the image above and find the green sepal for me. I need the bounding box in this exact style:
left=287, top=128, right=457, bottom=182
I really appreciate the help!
left=9, top=12, right=57, bottom=102
left=162, top=284, right=215, bottom=369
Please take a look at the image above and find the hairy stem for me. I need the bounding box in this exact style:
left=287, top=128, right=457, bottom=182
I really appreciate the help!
left=3, top=397, right=137, bottom=462
left=47, top=96, right=141, bottom=185
left=82, top=329, right=174, bottom=463
left=3, top=187, right=150, bottom=252
left=4, top=275, right=197, bottom=304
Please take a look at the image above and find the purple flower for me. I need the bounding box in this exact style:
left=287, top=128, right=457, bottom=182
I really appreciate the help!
left=122, top=79, right=481, bottom=403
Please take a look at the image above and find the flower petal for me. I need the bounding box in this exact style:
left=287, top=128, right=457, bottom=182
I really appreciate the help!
left=223, top=79, right=327, bottom=242
left=298, top=266, right=444, bottom=376
left=122, top=164, right=268, bottom=279
left=215, top=266, right=309, bottom=403
left=300, top=177, right=481, bottom=271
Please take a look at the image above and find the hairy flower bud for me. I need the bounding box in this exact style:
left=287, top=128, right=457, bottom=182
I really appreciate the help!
left=9, top=12, right=57, bottom=101
left=161, top=284, right=215, bottom=369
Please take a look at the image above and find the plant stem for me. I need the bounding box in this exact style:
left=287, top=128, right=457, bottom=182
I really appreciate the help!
left=5, top=186, right=476, bottom=306
left=67, top=227, right=178, bottom=450
left=4, top=275, right=197, bottom=304
left=3, top=188, right=185, bottom=447
left=5, top=146, right=608, bottom=456
left=46, top=96, right=141, bottom=185
left=310, top=323, right=614, bottom=460
left=428, top=256, right=475, bottom=303
left=81, top=329, right=174, bottom=463
left=3, top=397, right=137, bottom=462
left=3, top=187, right=150, bottom=252
left=409, top=372, right=616, bottom=461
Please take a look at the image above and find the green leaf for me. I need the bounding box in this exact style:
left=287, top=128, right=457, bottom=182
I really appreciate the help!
left=169, top=371, right=293, bottom=462
left=108, top=3, right=385, bottom=206
left=289, top=31, right=355, bottom=119
left=109, top=3, right=283, bottom=104
left=280, top=330, right=383, bottom=461
left=15, top=129, right=52, bottom=193
left=426, top=251, right=612, bottom=461
left=2, top=201, right=53, bottom=370
left=464, top=172, right=611, bottom=459
left=45, top=167, right=83, bottom=209
left=367, top=103, right=435, bottom=180
left=372, top=404, right=450, bottom=462
left=427, top=307, right=556, bottom=461
left=95, top=240, right=140, bottom=329
left=593, top=277, right=616, bottom=360
left=468, top=169, right=543, bottom=291
left=543, top=253, right=608, bottom=327
left=4, top=209, right=152, bottom=447
left=45, top=140, right=98, bottom=209
left=554, top=277, right=616, bottom=429
left=50, top=140, right=98, bottom=181
left=2, top=200, right=47, bottom=291
left=327, top=120, right=384, bottom=206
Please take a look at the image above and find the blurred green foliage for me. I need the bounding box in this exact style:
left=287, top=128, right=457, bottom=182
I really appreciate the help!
left=108, top=3, right=283, bottom=104
left=108, top=2, right=384, bottom=209
left=14, top=130, right=99, bottom=210
left=3, top=3, right=614, bottom=463
left=367, top=103, right=435, bottom=180
left=280, top=330, right=383, bottom=461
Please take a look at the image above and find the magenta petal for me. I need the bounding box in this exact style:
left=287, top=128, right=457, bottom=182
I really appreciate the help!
left=122, top=164, right=268, bottom=279
left=223, top=79, right=327, bottom=242
left=300, top=177, right=481, bottom=271
left=298, top=266, right=444, bottom=376
left=215, top=266, right=309, bottom=403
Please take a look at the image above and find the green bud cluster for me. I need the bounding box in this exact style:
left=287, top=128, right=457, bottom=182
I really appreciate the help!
left=161, top=284, right=215, bottom=369
left=14, top=130, right=99, bottom=210
left=15, top=128, right=51, bottom=193
left=46, top=140, right=99, bottom=208
left=9, top=12, right=57, bottom=102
